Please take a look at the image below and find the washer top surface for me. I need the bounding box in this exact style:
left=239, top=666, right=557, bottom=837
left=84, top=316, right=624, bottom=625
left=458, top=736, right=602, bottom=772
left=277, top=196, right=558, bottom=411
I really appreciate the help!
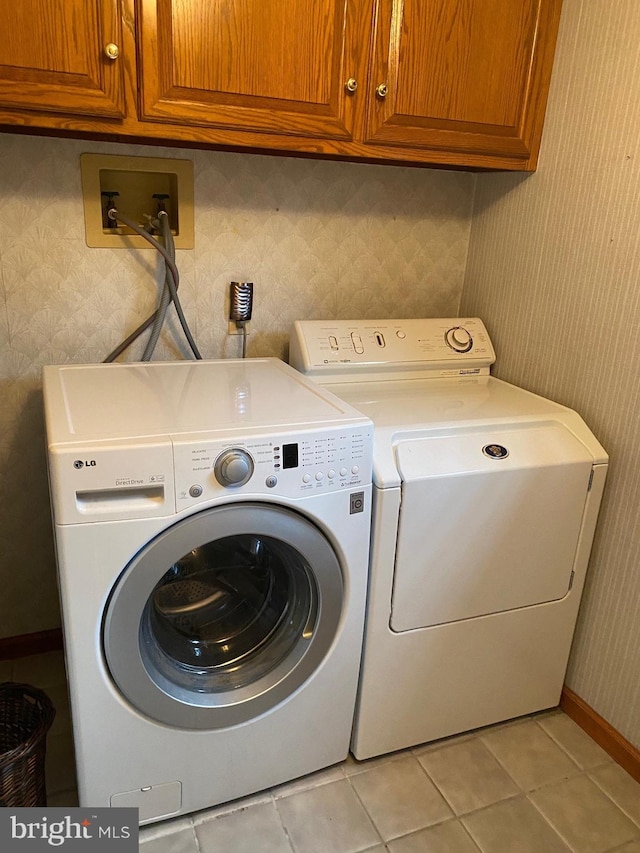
left=43, top=357, right=368, bottom=445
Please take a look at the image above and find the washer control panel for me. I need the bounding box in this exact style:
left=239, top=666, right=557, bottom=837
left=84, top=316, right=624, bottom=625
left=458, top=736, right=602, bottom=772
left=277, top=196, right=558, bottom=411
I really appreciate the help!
left=290, top=317, right=496, bottom=378
left=173, top=424, right=373, bottom=507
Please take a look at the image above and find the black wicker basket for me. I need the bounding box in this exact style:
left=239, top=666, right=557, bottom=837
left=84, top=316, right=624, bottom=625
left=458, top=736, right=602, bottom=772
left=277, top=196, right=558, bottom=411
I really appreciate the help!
left=0, top=682, right=56, bottom=807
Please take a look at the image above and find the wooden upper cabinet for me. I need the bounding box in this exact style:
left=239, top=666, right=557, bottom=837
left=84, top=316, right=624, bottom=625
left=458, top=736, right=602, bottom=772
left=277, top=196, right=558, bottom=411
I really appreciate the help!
left=0, top=0, right=125, bottom=118
left=0, top=0, right=563, bottom=169
left=136, top=0, right=371, bottom=141
left=364, top=0, right=562, bottom=161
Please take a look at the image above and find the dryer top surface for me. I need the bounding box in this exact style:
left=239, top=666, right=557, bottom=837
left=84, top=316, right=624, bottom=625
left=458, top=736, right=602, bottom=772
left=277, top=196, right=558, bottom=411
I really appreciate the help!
left=43, top=357, right=369, bottom=445
left=321, top=374, right=574, bottom=429
left=320, top=375, right=608, bottom=487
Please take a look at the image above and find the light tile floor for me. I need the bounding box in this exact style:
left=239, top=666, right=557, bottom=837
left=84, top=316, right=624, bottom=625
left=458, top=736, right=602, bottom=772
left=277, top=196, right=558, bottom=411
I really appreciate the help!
left=3, top=651, right=640, bottom=852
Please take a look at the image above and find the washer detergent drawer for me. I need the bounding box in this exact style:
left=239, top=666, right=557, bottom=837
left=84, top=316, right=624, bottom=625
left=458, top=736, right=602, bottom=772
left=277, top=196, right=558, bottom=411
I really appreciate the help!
left=391, top=424, right=594, bottom=632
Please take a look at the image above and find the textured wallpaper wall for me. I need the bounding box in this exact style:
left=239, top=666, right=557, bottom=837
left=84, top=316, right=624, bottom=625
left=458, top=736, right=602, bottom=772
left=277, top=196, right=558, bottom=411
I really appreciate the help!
left=461, top=0, right=640, bottom=747
left=0, top=133, right=474, bottom=639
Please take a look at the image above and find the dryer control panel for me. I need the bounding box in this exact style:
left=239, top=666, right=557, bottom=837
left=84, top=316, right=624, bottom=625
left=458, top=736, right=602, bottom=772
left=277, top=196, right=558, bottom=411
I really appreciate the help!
left=173, top=423, right=373, bottom=508
left=290, top=318, right=496, bottom=381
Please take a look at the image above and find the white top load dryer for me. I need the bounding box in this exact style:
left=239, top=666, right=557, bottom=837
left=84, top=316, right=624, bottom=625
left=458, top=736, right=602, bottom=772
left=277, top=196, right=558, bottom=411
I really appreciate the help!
left=290, top=318, right=608, bottom=759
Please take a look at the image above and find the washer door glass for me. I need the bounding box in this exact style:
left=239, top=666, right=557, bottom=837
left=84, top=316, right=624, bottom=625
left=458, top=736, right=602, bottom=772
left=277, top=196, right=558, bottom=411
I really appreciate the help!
left=103, top=503, right=344, bottom=729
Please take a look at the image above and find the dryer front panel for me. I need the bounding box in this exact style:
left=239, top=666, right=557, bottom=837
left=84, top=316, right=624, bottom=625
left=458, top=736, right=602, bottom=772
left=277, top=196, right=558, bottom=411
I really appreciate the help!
left=103, top=503, right=344, bottom=729
left=391, top=423, right=594, bottom=632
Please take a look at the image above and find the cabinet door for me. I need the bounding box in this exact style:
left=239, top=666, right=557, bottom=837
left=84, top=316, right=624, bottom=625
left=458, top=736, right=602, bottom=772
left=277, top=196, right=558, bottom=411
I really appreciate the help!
left=136, top=0, right=369, bottom=140
left=0, top=0, right=125, bottom=118
left=365, top=0, right=562, bottom=160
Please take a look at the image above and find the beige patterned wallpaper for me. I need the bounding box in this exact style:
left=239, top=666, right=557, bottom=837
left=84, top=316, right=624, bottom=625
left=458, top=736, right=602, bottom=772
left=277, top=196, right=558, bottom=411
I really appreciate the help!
left=0, top=133, right=474, bottom=640
left=461, top=0, right=640, bottom=747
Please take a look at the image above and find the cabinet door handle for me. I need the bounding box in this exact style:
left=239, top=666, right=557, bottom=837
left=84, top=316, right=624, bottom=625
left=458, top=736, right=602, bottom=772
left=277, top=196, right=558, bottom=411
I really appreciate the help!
left=345, top=78, right=358, bottom=93
left=104, top=43, right=120, bottom=60
left=375, top=83, right=389, bottom=98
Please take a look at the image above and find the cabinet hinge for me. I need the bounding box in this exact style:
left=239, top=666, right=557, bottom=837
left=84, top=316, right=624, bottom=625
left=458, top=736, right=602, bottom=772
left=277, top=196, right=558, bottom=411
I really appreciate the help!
left=568, top=570, right=575, bottom=590
left=588, top=467, right=594, bottom=491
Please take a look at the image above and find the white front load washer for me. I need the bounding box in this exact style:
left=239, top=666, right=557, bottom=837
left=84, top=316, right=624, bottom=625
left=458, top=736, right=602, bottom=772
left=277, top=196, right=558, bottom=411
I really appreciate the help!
left=42, top=357, right=373, bottom=822
left=290, top=318, right=608, bottom=759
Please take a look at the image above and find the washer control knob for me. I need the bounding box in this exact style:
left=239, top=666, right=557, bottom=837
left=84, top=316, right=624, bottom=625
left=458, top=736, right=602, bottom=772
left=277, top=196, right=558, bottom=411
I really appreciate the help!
left=214, top=448, right=254, bottom=487
left=445, top=326, right=473, bottom=353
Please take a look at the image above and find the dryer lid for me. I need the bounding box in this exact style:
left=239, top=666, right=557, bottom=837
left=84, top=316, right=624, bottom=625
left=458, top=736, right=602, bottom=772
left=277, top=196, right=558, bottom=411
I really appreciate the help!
left=329, top=376, right=607, bottom=488
left=390, top=422, right=594, bottom=632
left=394, top=421, right=594, bottom=481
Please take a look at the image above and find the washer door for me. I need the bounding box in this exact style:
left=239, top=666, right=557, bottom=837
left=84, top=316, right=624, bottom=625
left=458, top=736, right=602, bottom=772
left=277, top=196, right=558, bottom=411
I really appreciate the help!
left=103, top=503, right=343, bottom=729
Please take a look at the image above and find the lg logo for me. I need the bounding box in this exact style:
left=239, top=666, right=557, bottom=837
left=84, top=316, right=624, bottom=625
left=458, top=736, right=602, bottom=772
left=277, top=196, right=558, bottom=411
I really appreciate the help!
left=73, top=460, right=97, bottom=469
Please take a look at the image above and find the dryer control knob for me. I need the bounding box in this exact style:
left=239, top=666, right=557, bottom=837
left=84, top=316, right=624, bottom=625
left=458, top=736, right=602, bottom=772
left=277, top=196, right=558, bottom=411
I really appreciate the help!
left=214, top=448, right=254, bottom=487
left=445, top=326, right=473, bottom=353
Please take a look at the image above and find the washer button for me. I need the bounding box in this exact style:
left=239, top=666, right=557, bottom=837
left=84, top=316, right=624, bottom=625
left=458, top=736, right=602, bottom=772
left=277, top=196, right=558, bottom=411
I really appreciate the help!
left=351, top=465, right=360, bottom=475
left=328, top=469, right=336, bottom=479
left=189, top=484, right=203, bottom=498
left=339, top=467, right=348, bottom=477
left=265, top=475, right=278, bottom=488
left=315, top=472, right=324, bottom=481
left=302, top=473, right=312, bottom=484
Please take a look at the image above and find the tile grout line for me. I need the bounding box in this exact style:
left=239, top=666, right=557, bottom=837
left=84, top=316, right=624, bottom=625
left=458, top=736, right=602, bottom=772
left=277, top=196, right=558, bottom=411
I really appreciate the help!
left=523, top=789, right=580, bottom=851
left=188, top=818, right=202, bottom=853
left=271, top=790, right=307, bottom=853
left=605, top=837, right=640, bottom=853
left=411, top=747, right=464, bottom=818
left=532, top=715, right=602, bottom=771
left=587, top=770, right=640, bottom=832
left=456, top=818, right=484, bottom=853
left=342, top=771, right=389, bottom=849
